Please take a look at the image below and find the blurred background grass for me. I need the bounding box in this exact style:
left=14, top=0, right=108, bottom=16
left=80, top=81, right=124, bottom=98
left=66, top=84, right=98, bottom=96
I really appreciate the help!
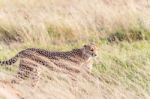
left=0, top=0, right=150, bottom=99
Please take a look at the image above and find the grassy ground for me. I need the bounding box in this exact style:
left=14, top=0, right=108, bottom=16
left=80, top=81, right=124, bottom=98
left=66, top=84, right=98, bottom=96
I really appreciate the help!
left=0, top=0, right=150, bottom=99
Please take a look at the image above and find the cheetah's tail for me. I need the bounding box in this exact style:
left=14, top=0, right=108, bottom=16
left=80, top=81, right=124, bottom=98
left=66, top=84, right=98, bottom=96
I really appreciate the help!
left=0, top=54, right=19, bottom=65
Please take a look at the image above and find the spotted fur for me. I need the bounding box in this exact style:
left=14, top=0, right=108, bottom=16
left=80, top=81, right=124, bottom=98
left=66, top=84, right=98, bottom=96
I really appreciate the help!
left=0, top=44, right=97, bottom=85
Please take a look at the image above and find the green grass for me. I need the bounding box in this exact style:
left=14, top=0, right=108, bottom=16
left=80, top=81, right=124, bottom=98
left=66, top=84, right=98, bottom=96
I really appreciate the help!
left=93, top=41, right=150, bottom=98
left=0, top=40, right=150, bottom=99
left=0, top=0, right=150, bottom=98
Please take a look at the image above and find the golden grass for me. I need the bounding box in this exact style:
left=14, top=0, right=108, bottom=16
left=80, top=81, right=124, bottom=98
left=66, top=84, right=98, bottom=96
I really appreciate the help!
left=0, top=0, right=150, bottom=99
left=0, top=0, right=149, bottom=44
left=0, top=41, right=149, bottom=99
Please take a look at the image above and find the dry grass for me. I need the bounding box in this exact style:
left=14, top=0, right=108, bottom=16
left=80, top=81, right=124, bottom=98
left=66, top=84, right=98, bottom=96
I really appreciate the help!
left=0, top=0, right=150, bottom=99
left=0, top=41, right=150, bottom=99
left=0, top=0, right=149, bottom=44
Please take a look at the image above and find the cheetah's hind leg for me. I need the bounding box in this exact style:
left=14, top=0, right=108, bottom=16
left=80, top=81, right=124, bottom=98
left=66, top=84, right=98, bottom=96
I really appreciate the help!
left=11, top=61, right=31, bottom=84
left=29, top=68, right=40, bottom=87
left=11, top=59, right=39, bottom=87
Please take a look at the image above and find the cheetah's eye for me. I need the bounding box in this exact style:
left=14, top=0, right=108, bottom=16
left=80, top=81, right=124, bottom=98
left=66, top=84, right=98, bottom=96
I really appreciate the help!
left=90, top=49, right=94, bottom=51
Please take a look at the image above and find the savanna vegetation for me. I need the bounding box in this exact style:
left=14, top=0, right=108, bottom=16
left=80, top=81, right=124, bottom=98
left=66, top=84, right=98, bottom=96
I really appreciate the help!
left=0, top=0, right=150, bottom=99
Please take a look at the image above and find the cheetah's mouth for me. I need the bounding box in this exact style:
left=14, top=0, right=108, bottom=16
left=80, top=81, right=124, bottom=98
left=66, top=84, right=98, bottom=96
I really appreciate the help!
left=92, top=53, right=97, bottom=57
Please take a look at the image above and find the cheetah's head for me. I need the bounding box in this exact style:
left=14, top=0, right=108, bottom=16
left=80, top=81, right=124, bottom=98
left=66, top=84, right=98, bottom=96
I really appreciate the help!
left=82, top=43, right=97, bottom=58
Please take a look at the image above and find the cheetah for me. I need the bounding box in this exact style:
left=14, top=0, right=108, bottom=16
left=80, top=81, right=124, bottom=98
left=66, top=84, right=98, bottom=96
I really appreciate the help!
left=0, top=44, right=97, bottom=85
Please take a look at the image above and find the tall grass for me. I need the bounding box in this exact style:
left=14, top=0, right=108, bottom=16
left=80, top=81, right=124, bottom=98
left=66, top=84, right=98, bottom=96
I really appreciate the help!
left=0, top=0, right=149, bottom=45
left=0, top=0, right=150, bottom=99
